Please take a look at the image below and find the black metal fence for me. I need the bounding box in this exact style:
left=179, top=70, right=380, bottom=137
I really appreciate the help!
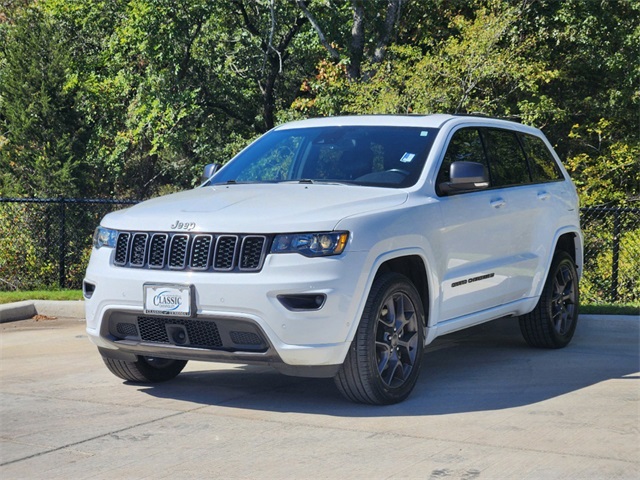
left=1, top=197, right=639, bottom=305
left=0, top=198, right=136, bottom=291
left=580, top=206, right=639, bottom=305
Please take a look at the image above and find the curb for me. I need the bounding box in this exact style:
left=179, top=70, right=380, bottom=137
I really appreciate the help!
left=0, top=301, right=37, bottom=323
left=0, top=300, right=85, bottom=323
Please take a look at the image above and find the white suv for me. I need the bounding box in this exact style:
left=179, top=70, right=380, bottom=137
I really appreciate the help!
left=84, top=114, right=583, bottom=404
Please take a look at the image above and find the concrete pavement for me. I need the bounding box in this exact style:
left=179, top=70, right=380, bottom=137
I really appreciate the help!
left=0, top=310, right=638, bottom=479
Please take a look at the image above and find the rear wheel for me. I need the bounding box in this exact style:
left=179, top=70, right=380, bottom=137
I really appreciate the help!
left=102, top=355, right=187, bottom=382
left=335, top=273, right=425, bottom=405
left=519, top=251, right=579, bottom=348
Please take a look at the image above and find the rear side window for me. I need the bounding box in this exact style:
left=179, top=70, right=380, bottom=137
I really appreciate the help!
left=481, top=128, right=530, bottom=187
left=519, top=134, right=564, bottom=182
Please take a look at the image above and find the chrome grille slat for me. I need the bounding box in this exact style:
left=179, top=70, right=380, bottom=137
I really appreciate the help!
left=168, top=234, right=189, bottom=269
left=149, top=234, right=168, bottom=268
left=214, top=235, right=238, bottom=271
left=114, top=232, right=130, bottom=266
left=190, top=235, right=213, bottom=270
left=111, top=231, right=269, bottom=273
left=130, top=233, right=148, bottom=267
left=239, top=236, right=267, bottom=271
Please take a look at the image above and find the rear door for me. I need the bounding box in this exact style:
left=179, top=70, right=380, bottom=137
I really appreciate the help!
left=479, top=128, right=547, bottom=304
left=517, top=132, right=574, bottom=291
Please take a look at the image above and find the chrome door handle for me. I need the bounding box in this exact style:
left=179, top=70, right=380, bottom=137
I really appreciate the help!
left=490, top=198, right=506, bottom=209
left=537, top=192, right=551, bottom=201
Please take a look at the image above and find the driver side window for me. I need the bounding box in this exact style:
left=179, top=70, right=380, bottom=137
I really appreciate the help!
left=436, top=128, right=489, bottom=195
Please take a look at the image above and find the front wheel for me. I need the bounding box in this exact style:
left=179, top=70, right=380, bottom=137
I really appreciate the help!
left=102, top=355, right=187, bottom=382
left=335, top=273, right=425, bottom=405
left=519, top=251, right=579, bottom=349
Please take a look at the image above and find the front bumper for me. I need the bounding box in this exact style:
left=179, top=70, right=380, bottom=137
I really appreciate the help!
left=84, top=247, right=369, bottom=375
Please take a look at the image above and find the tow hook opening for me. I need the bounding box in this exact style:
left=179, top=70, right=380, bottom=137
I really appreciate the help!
left=166, top=324, right=190, bottom=345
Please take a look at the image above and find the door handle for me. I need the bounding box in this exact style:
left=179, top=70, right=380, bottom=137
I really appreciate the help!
left=490, top=198, right=506, bottom=209
left=537, top=192, right=551, bottom=201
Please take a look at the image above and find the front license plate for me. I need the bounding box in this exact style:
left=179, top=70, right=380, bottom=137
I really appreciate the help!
left=144, top=284, right=191, bottom=317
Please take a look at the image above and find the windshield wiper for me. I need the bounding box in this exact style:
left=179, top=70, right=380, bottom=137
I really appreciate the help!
left=210, top=179, right=238, bottom=185
left=282, top=179, right=353, bottom=186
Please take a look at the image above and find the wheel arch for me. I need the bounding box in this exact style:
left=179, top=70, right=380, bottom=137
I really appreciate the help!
left=553, top=229, right=584, bottom=278
left=374, top=255, right=431, bottom=327
left=531, top=228, right=583, bottom=301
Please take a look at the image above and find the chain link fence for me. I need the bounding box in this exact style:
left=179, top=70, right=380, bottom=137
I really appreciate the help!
left=580, top=206, right=639, bottom=305
left=0, top=198, right=136, bottom=291
left=1, top=197, right=639, bottom=305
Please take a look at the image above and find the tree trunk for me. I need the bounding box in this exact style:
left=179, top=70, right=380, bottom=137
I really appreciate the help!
left=373, top=0, right=402, bottom=64
left=347, top=0, right=366, bottom=80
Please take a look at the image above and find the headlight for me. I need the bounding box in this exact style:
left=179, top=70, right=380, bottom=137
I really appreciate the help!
left=271, top=231, right=349, bottom=257
left=93, top=226, right=118, bottom=249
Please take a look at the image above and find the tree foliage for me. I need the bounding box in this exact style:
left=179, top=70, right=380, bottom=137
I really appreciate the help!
left=0, top=6, right=89, bottom=197
left=0, top=0, right=638, bottom=205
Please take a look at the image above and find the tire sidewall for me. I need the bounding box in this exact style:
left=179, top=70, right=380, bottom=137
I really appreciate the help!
left=543, top=252, right=580, bottom=346
left=136, top=356, right=187, bottom=382
left=361, top=273, right=426, bottom=404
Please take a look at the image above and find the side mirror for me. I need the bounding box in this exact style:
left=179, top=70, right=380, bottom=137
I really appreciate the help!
left=201, top=163, right=221, bottom=184
left=439, top=161, right=489, bottom=194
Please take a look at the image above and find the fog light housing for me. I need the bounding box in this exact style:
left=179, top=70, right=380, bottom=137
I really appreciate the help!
left=83, top=281, right=96, bottom=299
left=277, top=294, right=327, bottom=311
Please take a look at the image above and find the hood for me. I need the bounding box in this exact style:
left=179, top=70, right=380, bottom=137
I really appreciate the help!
left=102, top=184, right=408, bottom=233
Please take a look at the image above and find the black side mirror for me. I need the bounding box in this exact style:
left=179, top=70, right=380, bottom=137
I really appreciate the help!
left=439, top=161, right=489, bottom=194
left=201, top=163, right=221, bottom=184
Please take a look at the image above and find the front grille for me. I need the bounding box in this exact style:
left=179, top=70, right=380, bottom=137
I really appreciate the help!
left=113, top=231, right=269, bottom=272
left=137, top=316, right=223, bottom=348
left=110, top=314, right=269, bottom=353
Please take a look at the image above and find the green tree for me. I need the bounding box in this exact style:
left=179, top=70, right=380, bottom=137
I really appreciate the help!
left=0, top=7, right=89, bottom=197
left=566, top=119, right=640, bottom=207
left=293, top=1, right=553, bottom=119
left=37, top=0, right=319, bottom=198
left=516, top=0, right=639, bottom=171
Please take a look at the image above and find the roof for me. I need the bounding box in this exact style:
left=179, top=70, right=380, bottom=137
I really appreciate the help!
left=274, top=114, right=539, bottom=135
left=274, top=114, right=455, bottom=130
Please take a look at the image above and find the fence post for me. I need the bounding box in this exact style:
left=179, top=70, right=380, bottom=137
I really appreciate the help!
left=611, top=209, right=621, bottom=303
left=59, top=198, right=66, bottom=289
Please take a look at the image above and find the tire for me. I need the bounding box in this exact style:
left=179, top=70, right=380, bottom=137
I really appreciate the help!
left=335, top=272, right=425, bottom=405
left=519, top=251, right=579, bottom=349
left=102, top=355, right=187, bottom=382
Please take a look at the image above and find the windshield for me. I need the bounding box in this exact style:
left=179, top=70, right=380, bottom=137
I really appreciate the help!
left=209, top=126, right=438, bottom=188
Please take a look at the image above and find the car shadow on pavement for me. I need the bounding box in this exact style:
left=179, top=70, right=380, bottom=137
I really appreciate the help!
left=134, top=316, right=639, bottom=417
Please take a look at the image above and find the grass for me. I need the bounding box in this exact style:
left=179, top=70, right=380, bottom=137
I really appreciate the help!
left=0, top=290, right=83, bottom=304
left=0, top=290, right=637, bottom=316
left=581, top=303, right=639, bottom=316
